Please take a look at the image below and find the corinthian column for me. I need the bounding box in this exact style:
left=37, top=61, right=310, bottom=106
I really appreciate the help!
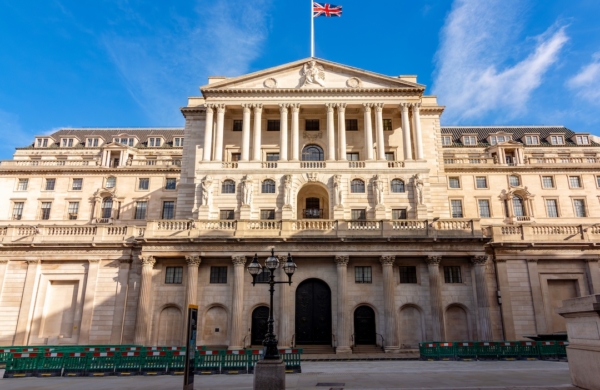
left=363, top=104, right=374, bottom=160
left=252, top=104, right=263, bottom=161
left=230, top=256, right=247, bottom=349
left=241, top=104, right=252, bottom=161
left=400, top=104, right=413, bottom=160
left=134, top=255, right=156, bottom=346
left=183, top=255, right=201, bottom=342
left=203, top=104, right=215, bottom=161
left=412, top=103, right=424, bottom=160
left=278, top=263, right=292, bottom=348
left=326, top=103, right=336, bottom=161
left=426, top=256, right=444, bottom=341
left=380, top=255, right=399, bottom=351
left=337, top=104, right=347, bottom=161
left=214, top=104, right=226, bottom=162
left=14, top=259, right=41, bottom=345
left=374, top=103, right=385, bottom=161
left=279, top=104, right=289, bottom=161
left=472, top=256, right=493, bottom=340
left=290, top=104, right=301, bottom=161
left=335, top=256, right=351, bottom=353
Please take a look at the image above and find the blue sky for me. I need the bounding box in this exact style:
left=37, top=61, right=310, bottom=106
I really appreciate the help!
left=1, top=0, right=599, bottom=159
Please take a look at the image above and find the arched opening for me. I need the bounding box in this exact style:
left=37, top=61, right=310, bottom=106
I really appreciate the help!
left=302, top=145, right=324, bottom=161
left=399, top=305, right=423, bottom=348
left=353, top=305, right=376, bottom=345
left=101, top=197, right=113, bottom=219
left=445, top=305, right=470, bottom=341
left=251, top=306, right=269, bottom=346
left=296, top=183, right=329, bottom=219
left=202, top=306, right=228, bottom=347
left=295, top=279, right=331, bottom=345
left=157, top=306, right=182, bottom=346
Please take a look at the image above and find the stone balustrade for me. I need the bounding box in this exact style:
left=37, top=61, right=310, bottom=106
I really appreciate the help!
left=0, top=224, right=143, bottom=245
left=0, top=159, right=100, bottom=167
left=490, top=224, right=600, bottom=242
left=443, top=156, right=600, bottom=167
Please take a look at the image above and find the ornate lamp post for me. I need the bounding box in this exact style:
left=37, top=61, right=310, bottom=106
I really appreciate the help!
left=247, top=248, right=297, bottom=359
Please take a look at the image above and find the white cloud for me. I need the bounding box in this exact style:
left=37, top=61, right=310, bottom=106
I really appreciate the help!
left=567, top=52, right=600, bottom=104
left=0, top=109, right=34, bottom=158
left=432, top=0, right=568, bottom=123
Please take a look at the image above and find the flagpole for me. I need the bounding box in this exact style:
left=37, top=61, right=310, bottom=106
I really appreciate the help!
left=310, top=0, right=314, bottom=57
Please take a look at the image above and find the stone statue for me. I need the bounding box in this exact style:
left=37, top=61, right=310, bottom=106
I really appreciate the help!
left=201, top=176, right=213, bottom=206
left=373, top=174, right=384, bottom=206
left=284, top=175, right=293, bottom=206
left=413, top=174, right=424, bottom=205
left=333, top=175, right=344, bottom=206
left=242, top=175, right=253, bottom=206
left=301, top=60, right=325, bottom=87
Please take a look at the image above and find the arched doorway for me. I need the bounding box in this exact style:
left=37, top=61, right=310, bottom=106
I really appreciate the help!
left=251, top=306, right=269, bottom=345
left=354, top=306, right=376, bottom=345
left=302, top=145, right=324, bottom=161
left=445, top=305, right=470, bottom=341
left=399, top=305, right=424, bottom=348
left=295, top=279, right=331, bottom=345
left=296, top=184, right=329, bottom=219
left=157, top=306, right=182, bottom=346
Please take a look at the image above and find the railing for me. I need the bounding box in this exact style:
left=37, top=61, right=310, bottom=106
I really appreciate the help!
left=261, top=162, right=278, bottom=168
left=247, top=221, right=281, bottom=230
left=156, top=220, right=192, bottom=230
left=0, top=159, right=98, bottom=167
left=293, top=220, right=336, bottom=231
left=348, top=220, right=381, bottom=230
left=300, top=161, right=326, bottom=169
left=46, top=226, right=97, bottom=236
left=392, top=220, right=427, bottom=230
left=332, top=333, right=337, bottom=349
left=221, top=162, right=238, bottom=168
left=0, top=224, right=144, bottom=244
left=492, top=224, right=593, bottom=242
left=95, top=218, right=113, bottom=224
left=197, top=220, right=237, bottom=230
left=349, top=161, right=365, bottom=168
left=387, top=161, right=404, bottom=168
left=131, top=159, right=182, bottom=167
left=303, top=209, right=323, bottom=219
left=291, top=334, right=296, bottom=348
left=527, top=157, right=600, bottom=164
left=444, top=158, right=492, bottom=165
left=514, top=216, right=532, bottom=222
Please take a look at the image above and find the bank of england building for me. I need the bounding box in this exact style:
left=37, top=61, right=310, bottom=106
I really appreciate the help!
left=0, top=58, right=598, bottom=352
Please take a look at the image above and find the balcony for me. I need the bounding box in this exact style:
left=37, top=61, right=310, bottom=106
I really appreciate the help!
left=0, top=224, right=143, bottom=245
left=490, top=224, right=600, bottom=243
left=303, top=209, right=323, bottom=219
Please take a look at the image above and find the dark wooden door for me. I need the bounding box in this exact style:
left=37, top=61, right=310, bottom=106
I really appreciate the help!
left=251, top=306, right=269, bottom=345
left=354, top=306, right=376, bottom=344
left=295, top=279, right=332, bottom=345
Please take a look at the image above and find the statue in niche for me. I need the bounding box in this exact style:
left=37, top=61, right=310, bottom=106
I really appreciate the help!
left=333, top=175, right=344, bottom=206
left=283, top=175, right=293, bottom=206
left=301, top=60, right=326, bottom=87
left=201, top=176, right=213, bottom=206
left=413, top=173, right=424, bottom=205
left=242, top=175, right=253, bottom=206
left=373, top=174, right=385, bottom=206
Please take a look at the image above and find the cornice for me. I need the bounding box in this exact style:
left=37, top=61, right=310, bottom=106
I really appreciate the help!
left=201, top=87, right=424, bottom=98
left=0, top=166, right=182, bottom=174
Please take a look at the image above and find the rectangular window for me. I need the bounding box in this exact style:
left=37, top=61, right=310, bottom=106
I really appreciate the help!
left=442, top=136, right=452, bottom=146
left=449, top=177, right=460, bottom=188
left=550, top=135, right=564, bottom=145
left=597, top=176, right=600, bottom=188
left=569, top=176, right=582, bottom=188
left=576, top=135, right=589, bottom=145
left=463, top=136, right=477, bottom=145
left=134, top=201, right=147, bottom=220
left=17, top=179, right=28, bottom=191
left=351, top=209, right=366, bottom=220
left=162, top=201, right=175, bottom=219
left=232, top=120, right=243, bottom=132
left=525, top=135, right=539, bottom=145
left=444, top=266, right=462, bottom=283
left=346, top=152, right=359, bottom=161
left=478, top=199, right=491, bottom=218
left=542, top=176, right=554, bottom=188
left=87, top=138, right=99, bottom=147
left=106, top=177, right=116, bottom=188
left=72, top=178, right=83, bottom=191
left=451, top=200, right=463, bottom=218
left=41, top=202, right=52, bottom=220
left=475, top=177, right=487, bottom=189
left=231, top=153, right=241, bottom=162
left=267, top=120, right=280, bottom=131
left=260, top=209, right=275, bottom=220
left=385, top=152, right=395, bottom=161
left=220, top=209, right=235, bottom=220
left=392, top=209, right=407, bottom=220
left=399, top=266, right=417, bottom=284
left=255, top=270, right=270, bottom=283
left=210, top=266, right=228, bottom=284
left=45, top=178, right=56, bottom=191
left=383, top=119, right=393, bottom=131
left=574, top=199, right=587, bottom=217
left=305, top=119, right=319, bottom=131
left=355, top=266, right=372, bottom=283
left=165, top=178, right=177, bottom=190
left=12, top=202, right=24, bottom=220
left=546, top=199, right=558, bottom=218
left=174, top=137, right=184, bottom=147
left=62, top=138, right=74, bottom=147
left=148, top=137, right=162, bottom=147
left=67, top=202, right=79, bottom=220
left=266, top=153, right=279, bottom=161
left=165, top=267, right=183, bottom=284
left=139, top=178, right=150, bottom=190
left=345, top=119, right=358, bottom=131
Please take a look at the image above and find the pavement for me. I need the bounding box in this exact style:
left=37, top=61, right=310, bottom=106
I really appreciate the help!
left=0, top=360, right=576, bottom=389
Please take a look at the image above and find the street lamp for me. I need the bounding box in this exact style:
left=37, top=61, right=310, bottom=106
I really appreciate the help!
left=248, top=248, right=297, bottom=359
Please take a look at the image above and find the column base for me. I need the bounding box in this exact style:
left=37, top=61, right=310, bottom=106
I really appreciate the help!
left=253, top=359, right=285, bottom=390
left=240, top=205, right=251, bottom=220
left=333, top=206, right=345, bottom=220
left=375, top=205, right=387, bottom=220
left=335, top=346, right=352, bottom=354
left=281, top=205, right=294, bottom=220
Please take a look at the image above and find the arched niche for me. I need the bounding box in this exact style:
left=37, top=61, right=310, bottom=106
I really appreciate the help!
left=296, top=183, right=330, bottom=219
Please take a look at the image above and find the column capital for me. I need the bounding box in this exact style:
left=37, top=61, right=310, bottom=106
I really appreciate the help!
left=0, top=259, right=9, bottom=264
left=363, top=103, right=373, bottom=112
left=336, top=103, right=347, bottom=112
left=290, top=103, right=301, bottom=112
left=88, top=259, right=100, bottom=264
left=334, top=255, right=349, bottom=266
left=494, top=257, right=506, bottom=263
left=252, top=103, right=263, bottom=112
left=380, top=255, right=396, bottom=266
left=241, top=104, right=252, bottom=113
left=411, top=102, right=422, bottom=110
left=425, top=256, right=442, bottom=265
left=139, top=255, right=156, bottom=267
left=279, top=103, right=289, bottom=113
left=400, top=103, right=411, bottom=111
left=232, top=256, right=247, bottom=266
left=26, top=259, right=41, bottom=265
left=216, top=104, right=226, bottom=114
left=185, top=255, right=202, bottom=266
left=205, top=104, right=215, bottom=113
left=325, top=103, right=336, bottom=112
left=374, top=103, right=384, bottom=112
left=471, top=255, right=490, bottom=265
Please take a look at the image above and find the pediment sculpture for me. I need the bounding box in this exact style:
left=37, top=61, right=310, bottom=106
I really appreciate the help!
left=300, top=60, right=325, bottom=87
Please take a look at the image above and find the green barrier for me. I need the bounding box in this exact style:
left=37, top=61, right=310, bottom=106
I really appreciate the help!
left=115, top=351, right=141, bottom=376
left=498, top=342, right=519, bottom=360
left=455, top=342, right=477, bottom=361
left=538, top=341, right=558, bottom=360
left=557, top=341, right=569, bottom=360
left=279, top=348, right=302, bottom=373
left=86, top=352, right=117, bottom=376
left=36, top=352, right=64, bottom=377
left=63, top=352, right=88, bottom=377
left=167, top=351, right=187, bottom=375
left=518, top=341, right=539, bottom=360
left=0, top=348, right=17, bottom=364
left=438, top=342, right=456, bottom=361
left=222, top=350, right=247, bottom=374
left=419, top=342, right=438, bottom=360
left=3, top=352, right=39, bottom=378
left=195, top=350, right=223, bottom=375
left=247, top=350, right=263, bottom=374
left=141, top=351, right=168, bottom=375
left=477, top=342, right=499, bottom=360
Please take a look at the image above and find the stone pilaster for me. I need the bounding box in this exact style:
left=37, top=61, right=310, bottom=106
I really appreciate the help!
left=380, top=255, right=399, bottom=351
left=134, top=255, right=156, bottom=346
left=337, top=103, right=347, bottom=161
left=279, top=104, right=289, bottom=161
left=585, top=258, right=600, bottom=294
left=335, top=256, right=351, bottom=353
left=494, top=258, right=516, bottom=340
left=230, top=256, right=247, bottom=349
left=290, top=103, right=301, bottom=161
left=202, top=104, right=215, bottom=161
left=363, top=103, right=374, bottom=160
left=241, top=104, right=252, bottom=161
left=183, top=255, right=201, bottom=343
left=110, top=258, right=132, bottom=344
left=80, top=259, right=100, bottom=345
left=0, top=259, right=8, bottom=307
left=13, top=259, right=40, bottom=345
left=471, top=255, right=493, bottom=340
left=412, top=103, right=424, bottom=160
left=425, top=256, right=444, bottom=341
left=374, top=103, right=385, bottom=161
left=214, top=104, right=226, bottom=162
left=326, top=103, right=336, bottom=161
left=278, top=264, right=292, bottom=348
left=526, top=259, right=548, bottom=334
left=252, top=104, right=263, bottom=162
left=400, top=103, right=413, bottom=160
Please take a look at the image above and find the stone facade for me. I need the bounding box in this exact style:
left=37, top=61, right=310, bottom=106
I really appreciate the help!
left=0, top=58, right=599, bottom=351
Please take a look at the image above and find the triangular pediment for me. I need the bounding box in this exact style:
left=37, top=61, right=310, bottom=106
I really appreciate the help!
left=201, top=57, right=424, bottom=93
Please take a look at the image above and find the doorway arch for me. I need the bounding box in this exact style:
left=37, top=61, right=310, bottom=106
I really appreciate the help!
left=354, top=306, right=376, bottom=345
left=296, top=183, right=330, bottom=219
left=302, top=145, right=324, bottom=161
left=251, top=306, right=269, bottom=346
left=295, top=279, right=332, bottom=345
left=157, top=306, right=182, bottom=346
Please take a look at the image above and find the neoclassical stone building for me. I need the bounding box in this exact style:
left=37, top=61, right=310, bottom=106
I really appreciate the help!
left=0, top=58, right=599, bottom=352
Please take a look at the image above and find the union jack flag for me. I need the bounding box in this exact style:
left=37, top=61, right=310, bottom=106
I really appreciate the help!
left=313, top=2, right=342, bottom=17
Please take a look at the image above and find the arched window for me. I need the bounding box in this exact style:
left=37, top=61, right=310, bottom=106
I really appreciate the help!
left=221, top=180, right=235, bottom=194
left=261, top=179, right=276, bottom=194
left=302, top=145, right=324, bottom=161
left=509, top=175, right=520, bottom=187
left=101, top=197, right=113, bottom=219
left=351, top=179, right=365, bottom=193
left=391, top=179, right=405, bottom=193
left=105, top=176, right=116, bottom=188
left=513, top=195, right=525, bottom=217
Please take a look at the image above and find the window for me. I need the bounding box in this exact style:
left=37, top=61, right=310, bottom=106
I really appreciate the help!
left=261, top=179, right=276, bottom=193
left=162, top=201, right=175, bottom=219
left=267, top=120, right=280, bottom=131
left=574, top=199, right=587, bottom=217
left=45, top=178, right=56, bottom=191
left=148, top=137, right=162, bottom=147
left=101, top=198, right=113, bottom=219
left=302, top=145, right=324, bottom=161
left=448, top=177, right=460, bottom=188
left=260, top=209, right=275, bottom=220
left=489, top=135, right=511, bottom=145
left=346, top=152, right=359, bottom=161
left=542, top=176, right=554, bottom=188
left=478, top=199, right=491, bottom=218
left=210, top=266, right=228, bottom=284
left=508, top=175, right=520, bottom=186
left=351, top=209, right=366, bottom=220
left=173, top=137, right=184, bottom=147
left=134, top=201, right=147, bottom=220
left=165, top=267, right=183, bottom=284
left=391, top=179, right=405, bottom=193
left=40, top=202, right=52, bottom=220
left=399, top=266, right=417, bottom=283
left=86, top=138, right=99, bottom=147
left=444, top=266, right=462, bottom=283
left=72, top=178, right=83, bottom=191
left=138, top=178, right=150, bottom=190
left=569, top=176, right=582, bottom=188
left=67, top=202, right=79, bottom=220
left=61, top=138, right=74, bottom=147
left=383, top=119, right=393, bottom=131
left=222, top=180, right=236, bottom=194
left=220, top=209, right=235, bottom=220
left=351, top=179, right=365, bottom=193
left=12, top=202, right=24, bottom=220
left=546, top=199, right=559, bottom=218
left=266, top=153, right=279, bottom=161
left=392, top=209, right=407, bottom=220
left=462, top=136, right=477, bottom=145
left=345, top=119, right=358, bottom=131
left=385, top=152, right=395, bottom=161
left=255, top=269, right=270, bottom=283
left=232, top=120, right=243, bottom=132
left=450, top=200, right=463, bottom=218
left=17, top=179, right=28, bottom=191
left=165, top=178, right=177, bottom=190
left=305, top=119, right=319, bottom=131
left=355, top=266, right=372, bottom=283
left=576, top=135, right=589, bottom=145
left=550, top=135, right=564, bottom=145
left=525, top=135, right=539, bottom=145
left=475, top=177, right=487, bottom=189
left=442, top=136, right=452, bottom=146
left=231, top=153, right=241, bottom=161
left=513, top=195, right=525, bottom=217
left=105, top=177, right=116, bottom=188
left=597, top=176, right=600, bottom=188
left=36, top=138, right=49, bottom=147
